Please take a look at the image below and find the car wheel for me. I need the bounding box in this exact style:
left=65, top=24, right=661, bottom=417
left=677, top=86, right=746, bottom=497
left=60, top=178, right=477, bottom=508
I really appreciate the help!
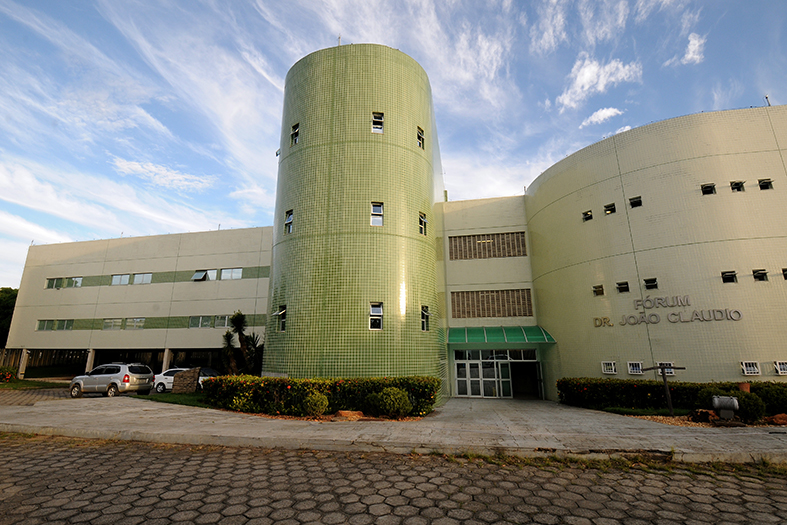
left=155, top=382, right=166, bottom=394
left=107, top=384, right=119, bottom=397
left=69, top=384, right=83, bottom=398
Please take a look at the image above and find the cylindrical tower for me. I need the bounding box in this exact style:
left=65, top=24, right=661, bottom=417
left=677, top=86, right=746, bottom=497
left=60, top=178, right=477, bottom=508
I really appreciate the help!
left=264, top=44, right=444, bottom=379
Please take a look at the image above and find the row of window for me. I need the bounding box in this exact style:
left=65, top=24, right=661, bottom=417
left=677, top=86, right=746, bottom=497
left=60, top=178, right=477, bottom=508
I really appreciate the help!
left=46, top=277, right=82, bottom=289
left=594, top=269, right=787, bottom=296
left=36, top=319, right=74, bottom=331
left=190, top=268, right=242, bottom=282
left=721, top=269, right=787, bottom=283
left=290, top=113, right=426, bottom=149
left=189, top=315, right=231, bottom=329
left=703, top=179, right=773, bottom=194
left=271, top=304, right=431, bottom=332
left=103, top=318, right=145, bottom=330
left=581, top=179, right=776, bottom=221
left=111, top=273, right=151, bottom=286
left=448, top=232, right=527, bottom=261
left=602, top=360, right=787, bottom=376
left=283, top=206, right=428, bottom=235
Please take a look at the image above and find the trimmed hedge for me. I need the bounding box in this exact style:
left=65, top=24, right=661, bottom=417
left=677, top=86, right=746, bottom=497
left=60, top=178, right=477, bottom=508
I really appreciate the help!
left=201, top=375, right=440, bottom=417
left=557, top=377, right=787, bottom=416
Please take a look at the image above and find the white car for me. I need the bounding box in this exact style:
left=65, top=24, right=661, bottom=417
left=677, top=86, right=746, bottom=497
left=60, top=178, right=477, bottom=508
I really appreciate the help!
left=153, top=368, right=189, bottom=393
left=153, top=367, right=220, bottom=393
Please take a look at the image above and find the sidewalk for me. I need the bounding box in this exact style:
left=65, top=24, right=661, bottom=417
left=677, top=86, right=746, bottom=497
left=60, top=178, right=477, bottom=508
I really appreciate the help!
left=0, top=392, right=785, bottom=463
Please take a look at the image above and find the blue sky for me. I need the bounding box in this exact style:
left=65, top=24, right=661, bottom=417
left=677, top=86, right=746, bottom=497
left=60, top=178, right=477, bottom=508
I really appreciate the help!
left=1, top=0, right=785, bottom=287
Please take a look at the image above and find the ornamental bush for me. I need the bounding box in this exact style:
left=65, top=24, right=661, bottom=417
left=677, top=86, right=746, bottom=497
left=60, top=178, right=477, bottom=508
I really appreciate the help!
left=302, top=391, right=329, bottom=417
left=736, top=391, right=766, bottom=423
left=368, top=387, right=413, bottom=419
left=751, top=384, right=787, bottom=416
left=0, top=366, right=16, bottom=383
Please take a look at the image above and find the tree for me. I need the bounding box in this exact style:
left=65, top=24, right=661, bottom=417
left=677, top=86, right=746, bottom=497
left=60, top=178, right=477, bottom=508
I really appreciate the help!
left=0, top=288, right=18, bottom=349
left=221, top=330, right=239, bottom=375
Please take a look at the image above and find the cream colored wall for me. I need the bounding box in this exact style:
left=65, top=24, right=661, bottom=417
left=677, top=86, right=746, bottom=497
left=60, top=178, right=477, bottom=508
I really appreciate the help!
left=442, top=196, right=534, bottom=327
left=8, top=227, right=272, bottom=351
left=527, top=106, right=787, bottom=397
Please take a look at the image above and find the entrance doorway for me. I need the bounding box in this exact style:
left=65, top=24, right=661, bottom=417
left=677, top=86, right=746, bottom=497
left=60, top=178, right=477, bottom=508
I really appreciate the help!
left=453, top=349, right=541, bottom=399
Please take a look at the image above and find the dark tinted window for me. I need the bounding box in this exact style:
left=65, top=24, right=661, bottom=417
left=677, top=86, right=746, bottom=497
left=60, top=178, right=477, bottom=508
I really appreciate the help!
left=128, top=365, right=152, bottom=375
left=89, top=366, right=107, bottom=376
left=105, top=366, right=121, bottom=374
left=200, top=368, right=219, bottom=377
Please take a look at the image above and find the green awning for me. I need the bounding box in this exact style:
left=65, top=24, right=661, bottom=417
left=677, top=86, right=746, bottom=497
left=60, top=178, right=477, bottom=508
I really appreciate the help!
left=447, top=326, right=555, bottom=348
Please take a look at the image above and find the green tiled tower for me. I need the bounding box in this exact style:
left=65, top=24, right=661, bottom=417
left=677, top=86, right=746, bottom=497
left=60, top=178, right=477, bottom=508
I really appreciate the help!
left=264, top=44, right=445, bottom=379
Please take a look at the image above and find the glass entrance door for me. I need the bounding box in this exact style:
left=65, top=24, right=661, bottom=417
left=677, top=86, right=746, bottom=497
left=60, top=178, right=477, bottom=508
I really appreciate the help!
left=454, top=349, right=533, bottom=398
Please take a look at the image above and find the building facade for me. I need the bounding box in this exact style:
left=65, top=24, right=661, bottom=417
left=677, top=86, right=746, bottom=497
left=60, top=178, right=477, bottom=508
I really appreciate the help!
left=6, top=44, right=787, bottom=400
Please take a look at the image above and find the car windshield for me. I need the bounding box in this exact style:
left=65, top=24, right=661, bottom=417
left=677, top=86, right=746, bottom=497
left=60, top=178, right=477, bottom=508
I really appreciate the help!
left=200, top=368, right=219, bottom=377
left=129, top=365, right=152, bottom=375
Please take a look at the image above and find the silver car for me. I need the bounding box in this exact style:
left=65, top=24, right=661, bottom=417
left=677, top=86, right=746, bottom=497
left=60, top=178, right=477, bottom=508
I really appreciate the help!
left=69, top=363, right=154, bottom=398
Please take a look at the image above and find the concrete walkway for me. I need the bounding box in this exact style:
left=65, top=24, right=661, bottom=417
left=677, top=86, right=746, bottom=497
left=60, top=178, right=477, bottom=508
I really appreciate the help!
left=0, top=391, right=785, bottom=463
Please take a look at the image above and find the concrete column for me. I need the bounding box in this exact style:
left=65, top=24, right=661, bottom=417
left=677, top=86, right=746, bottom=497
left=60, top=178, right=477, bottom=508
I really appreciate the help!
left=85, top=349, right=96, bottom=373
left=162, top=348, right=172, bottom=372
left=17, top=349, right=30, bottom=379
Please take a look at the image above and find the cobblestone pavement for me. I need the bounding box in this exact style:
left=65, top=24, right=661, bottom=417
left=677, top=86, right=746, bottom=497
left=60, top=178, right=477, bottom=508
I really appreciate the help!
left=1, top=434, right=786, bottom=525
left=0, top=388, right=69, bottom=406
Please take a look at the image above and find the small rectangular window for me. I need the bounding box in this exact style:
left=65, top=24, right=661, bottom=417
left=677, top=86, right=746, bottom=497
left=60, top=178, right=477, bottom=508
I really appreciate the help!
left=592, top=285, right=604, bottom=296
left=214, top=315, right=230, bottom=328
left=601, top=361, right=617, bottom=375
left=627, top=362, right=643, bottom=375
left=273, top=306, right=286, bottom=332
left=657, top=362, right=675, bottom=376
left=701, top=183, right=716, bottom=195
left=290, top=123, right=299, bottom=146
left=103, top=318, right=122, bottom=330
left=372, top=112, right=384, bottom=134
left=775, top=361, right=787, bottom=375
left=644, top=278, right=658, bottom=290
left=741, top=361, right=760, bottom=376
left=730, top=181, right=745, bottom=192
left=421, top=306, right=430, bottom=331
left=616, top=281, right=630, bottom=293
left=53, top=319, right=73, bottom=331
left=721, top=271, right=737, bottom=283
left=221, top=268, right=242, bottom=280
left=370, top=302, right=383, bottom=330
left=111, top=274, right=130, bottom=286
left=36, top=320, right=54, bottom=331
left=191, top=270, right=217, bottom=281
left=371, top=202, right=383, bottom=226
left=419, top=213, right=427, bottom=236
left=284, top=209, right=293, bottom=234
left=582, top=210, right=593, bottom=222
left=604, top=203, right=616, bottom=215
left=417, top=127, right=424, bottom=149
left=67, top=277, right=82, bottom=288
left=133, top=273, right=152, bottom=285
left=758, top=179, right=773, bottom=190
left=126, top=318, right=145, bottom=330
left=753, top=269, right=768, bottom=282
left=629, top=196, right=642, bottom=208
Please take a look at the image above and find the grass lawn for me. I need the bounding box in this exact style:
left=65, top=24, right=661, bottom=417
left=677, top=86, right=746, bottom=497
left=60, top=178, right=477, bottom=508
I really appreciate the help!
left=132, top=392, right=213, bottom=408
left=0, top=379, right=69, bottom=390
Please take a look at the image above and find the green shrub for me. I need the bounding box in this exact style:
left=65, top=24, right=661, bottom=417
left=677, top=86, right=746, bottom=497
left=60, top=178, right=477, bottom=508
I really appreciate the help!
left=303, top=391, right=329, bottom=417
left=753, top=384, right=787, bottom=416
left=368, top=387, right=413, bottom=418
left=201, top=375, right=440, bottom=417
left=736, top=391, right=766, bottom=423
left=0, top=366, right=16, bottom=383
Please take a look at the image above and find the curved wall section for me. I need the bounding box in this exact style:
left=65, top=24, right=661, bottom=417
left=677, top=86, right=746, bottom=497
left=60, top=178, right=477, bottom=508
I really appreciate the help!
left=527, top=106, right=787, bottom=395
left=265, top=44, right=443, bottom=379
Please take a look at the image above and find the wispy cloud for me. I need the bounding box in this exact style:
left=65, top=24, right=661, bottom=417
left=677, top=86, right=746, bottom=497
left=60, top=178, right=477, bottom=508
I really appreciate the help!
left=578, top=0, right=629, bottom=47
left=111, top=157, right=215, bottom=192
left=615, top=125, right=632, bottom=134
left=0, top=210, right=72, bottom=244
left=557, top=53, right=642, bottom=111
left=580, top=107, right=623, bottom=128
left=633, top=0, right=687, bottom=23
left=530, top=0, right=569, bottom=55
left=663, top=32, right=705, bottom=66
left=711, top=79, right=744, bottom=111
